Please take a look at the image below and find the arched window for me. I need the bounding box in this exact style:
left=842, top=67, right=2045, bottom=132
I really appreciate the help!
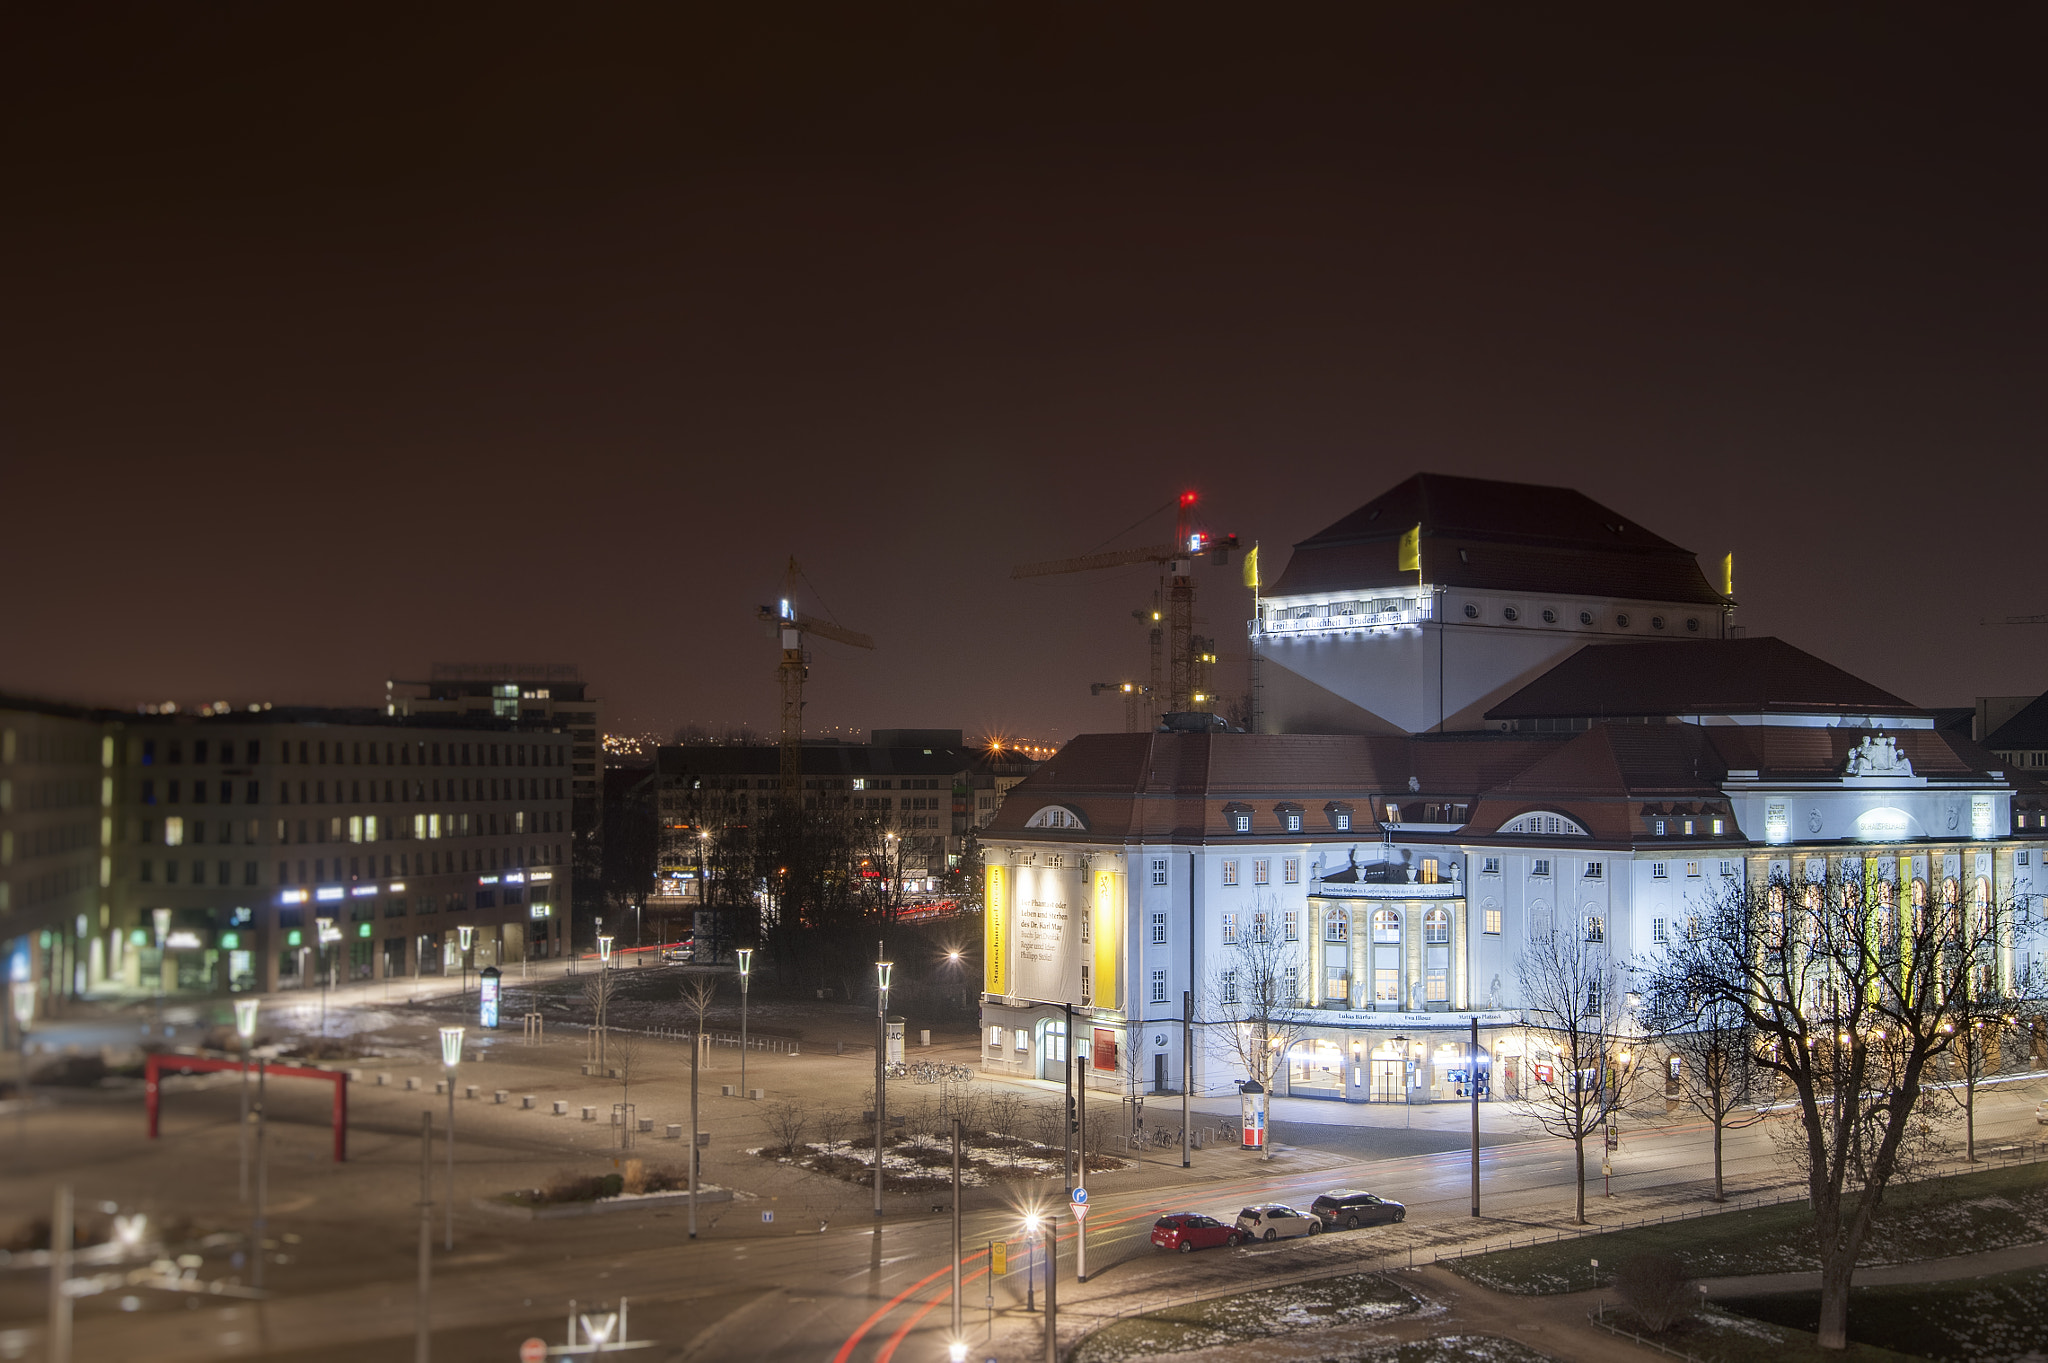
left=1499, top=810, right=1590, bottom=837
left=1372, top=909, right=1401, bottom=943
left=1424, top=908, right=1450, bottom=944
left=1025, top=804, right=1088, bottom=830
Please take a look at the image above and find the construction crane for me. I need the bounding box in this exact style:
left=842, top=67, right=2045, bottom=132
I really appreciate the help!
left=1014, top=492, right=1237, bottom=718
left=757, top=557, right=875, bottom=806
left=1089, top=681, right=1153, bottom=733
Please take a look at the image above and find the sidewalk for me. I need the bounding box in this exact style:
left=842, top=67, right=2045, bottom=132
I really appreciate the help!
left=1702, top=1238, right=2048, bottom=1298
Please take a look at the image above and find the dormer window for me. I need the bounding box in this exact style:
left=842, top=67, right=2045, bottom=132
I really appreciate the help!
left=1326, top=801, right=1354, bottom=831
left=1222, top=802, right=1253, bottom=834
left=1500, top=811, right=1589, bottom=837
left=1274, top=802, right=1304, bottom=833
left=1024, top=804, right=1089, bottom=831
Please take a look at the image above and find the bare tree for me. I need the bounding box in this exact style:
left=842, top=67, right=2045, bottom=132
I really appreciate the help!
left=611, top=1028, right=644, bottom=1149
left=583, top=970, right=616, bottom=1068
left=1647, top=867, right=2038, bottom=1350
left=763, top=1099, right=809, bottom=1156
left=1205, top=905, right=1311, bottom=1161
left=814, top=1107, right=848, bottom=1152
left=1640, top=976, right=1767, bottom=1202
left=1510, top=927, right=1633, bottom=1224
left=678, top=976, right=718, bottom=1239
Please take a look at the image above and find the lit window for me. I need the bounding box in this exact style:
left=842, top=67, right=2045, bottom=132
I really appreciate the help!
left=1325, top=913, right=1348, bottom=942
left=1685, top=861, right=1701, bottom=879
left=1483, top=908, right=1502, bottom=935
left=1284, top=911, right=1299, bottom=941
left=1014, top=1029, right=1029, bottom=1052
left=1424, top=908, right=1449, bottom=944
left=1712, top=818, right=1725, bottom=835
left=1585, top=916, right=1604, bottom=942
left=1221, top=912, right=1238, bottom=943
left=1425, top=969, right=1448, bottom=1002
left=989, top=1025, right=1003, bottom=1048
left=1221, top=861, right=1238, bottom=887
left=1283, top=857, right=1299, bottom=884
left=1253, top=859, right=1270, bottom=885
left=1372, top=909, right=1400, bottom=942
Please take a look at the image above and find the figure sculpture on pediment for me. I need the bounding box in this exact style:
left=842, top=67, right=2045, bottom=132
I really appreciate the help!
left=1845, top=734, right=1912, bottom=778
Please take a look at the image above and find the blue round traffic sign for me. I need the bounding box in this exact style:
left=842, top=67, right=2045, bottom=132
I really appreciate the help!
left=1071, top=1188, right=1088, bottom=1205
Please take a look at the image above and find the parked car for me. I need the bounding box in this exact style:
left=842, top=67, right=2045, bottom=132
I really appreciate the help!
left=1234, top=1203, right=1321, bottom=1242
left=2035, top=1100, right=2048, bottom=1125
left=1309, top=1190, right=1407, bottom=1229
left=1150, top=1213, right=1244, bottom=1253
left=660, top=943, right=694, bottom=963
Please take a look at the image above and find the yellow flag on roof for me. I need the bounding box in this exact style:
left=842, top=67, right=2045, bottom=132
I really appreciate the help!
left=1241, top=544, right=1260, bottom=590
left=1398, top=524, right=1421, bottom=574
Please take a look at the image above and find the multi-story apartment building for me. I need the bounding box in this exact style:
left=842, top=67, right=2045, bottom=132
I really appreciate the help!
left=110, top=709, right=574, bottom=995
left=978, top=637, right=2047, bottom=1105
left=0, top=698, right=111, bottom=1019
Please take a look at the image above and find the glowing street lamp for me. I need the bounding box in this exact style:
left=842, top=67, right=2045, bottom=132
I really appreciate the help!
left=1021, top=1211, right=1043, bottom=1313
left=439, top=1026, right=464, bottom=1250
left=597, top=934, right=614, bottom=971
left=737, top=948, right=754, bottom=1097
left=235, top=998, right=260, bottom=1202
left=458, top=924, right=475, bottom=995
left=874, top=947, right=893, bottom=1218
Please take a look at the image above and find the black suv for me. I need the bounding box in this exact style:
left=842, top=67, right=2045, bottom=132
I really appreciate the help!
left=1309, top=1190, right=1406, bottom=1230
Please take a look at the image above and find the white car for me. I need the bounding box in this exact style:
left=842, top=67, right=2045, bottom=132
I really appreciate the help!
left=1234, top=1203, right=1321, bottom=1242
left=2035, top=1100, right=2048, bottom=1125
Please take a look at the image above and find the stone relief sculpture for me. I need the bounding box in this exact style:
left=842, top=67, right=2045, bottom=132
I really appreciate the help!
left=1844, top=734, right=1912, bottom=777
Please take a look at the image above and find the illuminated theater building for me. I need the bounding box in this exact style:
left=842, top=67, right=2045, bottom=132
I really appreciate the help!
left=977, top=472, right=2045, bottom=1105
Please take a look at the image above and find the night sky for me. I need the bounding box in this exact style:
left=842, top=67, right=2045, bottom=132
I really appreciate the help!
left=6, top=7, right=2044, bottom=742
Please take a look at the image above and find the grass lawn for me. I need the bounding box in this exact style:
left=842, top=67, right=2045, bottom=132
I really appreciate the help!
left=1601, top=1303, right=1932, bottom=1363
left=1070, top=1272, right=1418, bottom=1363
left=1450, top=1160, right=2048, bottom=1294
left=1720, top=1263, right=2048, bottom=1363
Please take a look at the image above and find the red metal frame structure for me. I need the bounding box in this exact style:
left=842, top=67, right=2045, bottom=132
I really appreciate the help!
left=145, top=1053, right=350, bottom=1162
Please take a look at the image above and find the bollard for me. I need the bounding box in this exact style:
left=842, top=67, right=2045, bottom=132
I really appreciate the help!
left=638, top=1118, right=653, bottom=1133
left=376, top=1072, right=391, bottom=1087
left=522, top=1095, right=536, bottom=1109
left=665, top=1124, right=682, bottom=1140
left=721, top=1084, right=736, bottom=1097
left=405, top=1076, right=420, bottom=1091
left=581, top=1105, right=597, bottom=1121
left=494, top=1090, right=508, bottom=1104
left=465, top=1084, right=479, bottom=1100
left=552, top=1100, right=568, bottom=1115
left=749, top=1088, right=765, bottom=1101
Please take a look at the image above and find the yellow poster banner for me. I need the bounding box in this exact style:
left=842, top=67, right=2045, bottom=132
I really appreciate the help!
left=1093, top=870, right=1122, bottom=1012
left=985, top=864, right=1007, bottom=995
left=991, top=1239, right=1008, bottom=1275
left=1398, top=523, right=1421, bottom=574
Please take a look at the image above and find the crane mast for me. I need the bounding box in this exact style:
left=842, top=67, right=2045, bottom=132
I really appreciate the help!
left=758, top=557, right=875, bottom=807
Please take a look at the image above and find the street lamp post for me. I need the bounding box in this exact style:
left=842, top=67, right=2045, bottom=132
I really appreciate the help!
left=151, top=907, right=171, bottom=1034
left=737, top=949, right=753, bottom=1098
left=457, top=925, right=474, bottom=996
left=1392, top=1036, right=1411, bottom=1128
left=874, top=946, right=892, bottom=1218
left=439, top=1026, right=463, bottom=1250
left=235, top=998, right=260, bottom=1203
left=1022, top=1212, right=1041, bottom=1312
left=10, top=982, right=34, bottom=1110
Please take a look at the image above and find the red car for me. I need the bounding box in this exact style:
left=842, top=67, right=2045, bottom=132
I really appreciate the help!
left=1150, top=1212, right=1245, bottom=1254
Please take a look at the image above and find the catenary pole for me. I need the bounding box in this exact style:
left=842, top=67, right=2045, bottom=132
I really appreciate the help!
left=417, top=1110, right=432, bottom=1363
left=1470, top=1015, right=1481, bottom=1217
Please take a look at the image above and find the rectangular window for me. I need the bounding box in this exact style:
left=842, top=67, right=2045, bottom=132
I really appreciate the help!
left=1420, top=858, right=1439, bottom=884
left=1150, top=910, right=1167, bottom=944
left=1720, top=860, right=1737, bottom=878
left=989, top=1025, right=1003, bottom=1049
left=1425, top=969, right=1448, bottom=1003
left=1284, top=910, right=1299, bottom=941
left=1222, top=969, right=1239, bottom=1005
left=1532, top=859, right=1551, bottom=878
left=1584, top=916, right=1603, bottom=942
left=1221, top=860, right=1238, bottom=886
left=1283, top=966, right=1298, bottom=1002
left=1150, top=968, right=1168, bottom=1003
left=1483, top=908, right=1501, bottom=935
left=1015, top=1029, right=1029, bottom=1053
left=1252, top=911, right=1269, bottom=941
left=1374, top=967, right=1399, bottom=1003
left=1652, top=862, right=1668, bottom=879
left=1253, top=859, right=1269, bottom=885
left=1334, top=812, right=1351, bottom=831
left=1682, top=819, right=1694, bottom=835
left=1654, top=819, right=1667, bottom=836
left=1283, top=857, right=1299, bottom=884
left=1584, top=861, right=1602, bottom=879
left=1712, top=818, right=1725, bottom=835
left=1325, top=914, right=1348, bottom=942
left=1652, top=918, right=1668, bottom=943
left=1231, top=813, right=1250, bottom=833
left=1150, top=858, right=1168, bottom=886
left=1221, top=912, right=1238, bottom=943
left=1284, top=812, right=1302, bottom=832
left=1080, top=911, right=1091, bottom=945
left=1482, top=857, right=1500, bottom=876
left=1685, top=861, right=1701, bottom=879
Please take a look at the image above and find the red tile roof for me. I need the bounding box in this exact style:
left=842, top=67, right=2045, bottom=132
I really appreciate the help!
left=1265, top=473, right=1725, bottom=605
left=1484, top=637, right=1920, bottom=720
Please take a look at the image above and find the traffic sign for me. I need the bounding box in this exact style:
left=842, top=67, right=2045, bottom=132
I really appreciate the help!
left=1071, top=1201, right=1088, bottom=1220
left=519, top=1339, right=546, bottom=1363
left=1071, top=1187, right=1088, bottom=1205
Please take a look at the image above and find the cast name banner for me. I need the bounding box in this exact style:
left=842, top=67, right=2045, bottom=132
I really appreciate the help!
left=1010, top=862, right=1082, bottom=1004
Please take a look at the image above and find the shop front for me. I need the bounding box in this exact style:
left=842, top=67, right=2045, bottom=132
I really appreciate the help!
left=1279, top=1013, right=1513, bottom=1104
